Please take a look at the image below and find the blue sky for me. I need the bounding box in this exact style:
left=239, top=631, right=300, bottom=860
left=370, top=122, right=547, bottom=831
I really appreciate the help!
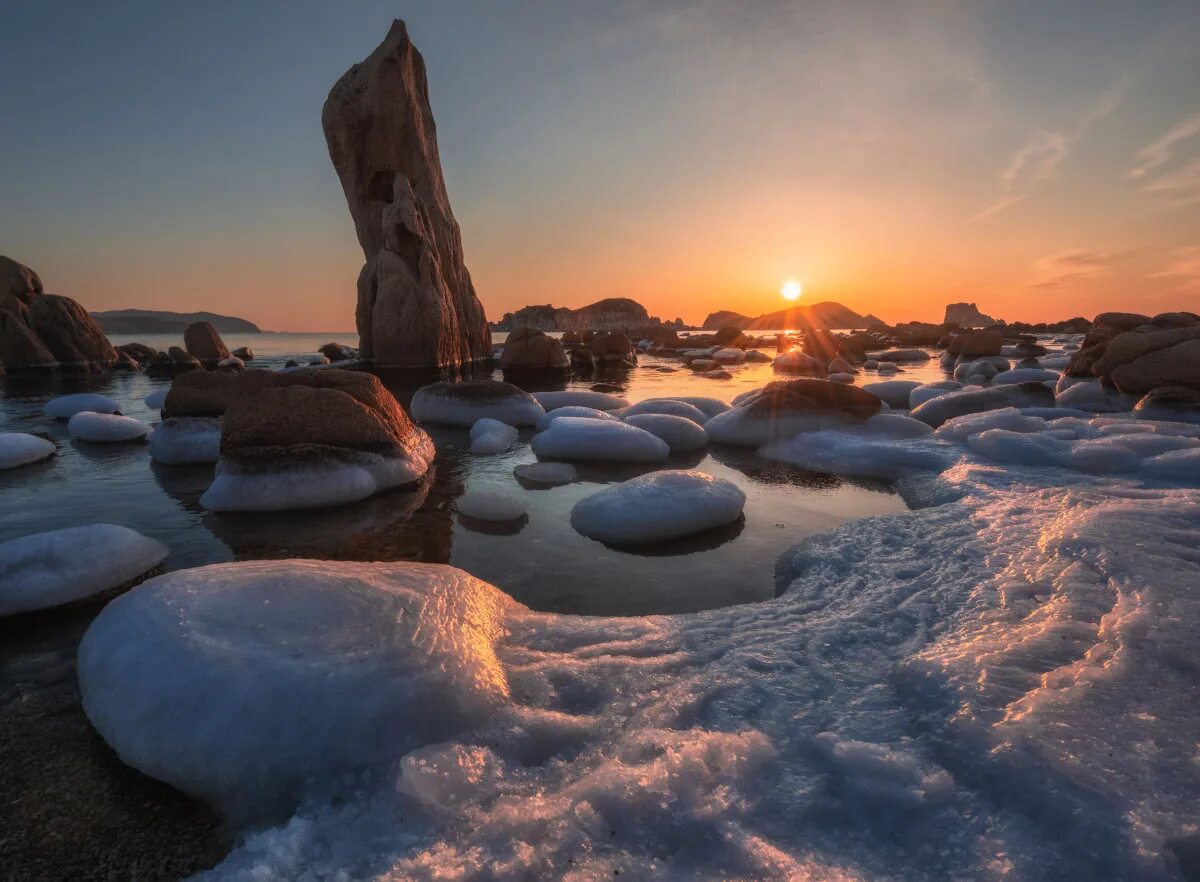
left=1, top=0, right=1198, bottom=329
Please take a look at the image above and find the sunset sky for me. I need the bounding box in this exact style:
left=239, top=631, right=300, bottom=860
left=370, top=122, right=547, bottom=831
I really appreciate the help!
left=2, top=1, right=1198, bottom=330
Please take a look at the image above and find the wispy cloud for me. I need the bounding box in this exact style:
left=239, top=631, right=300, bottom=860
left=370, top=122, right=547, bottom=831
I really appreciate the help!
left=1148, top=245, right=1200, bottom=291
left=975, top=80, right=1127, bottom=222
left=1131, top=111, right=1200, bottom=178
left=1142, top=155, right=1200, bottom=205
left=1030, top=248, right=1126, bottom=288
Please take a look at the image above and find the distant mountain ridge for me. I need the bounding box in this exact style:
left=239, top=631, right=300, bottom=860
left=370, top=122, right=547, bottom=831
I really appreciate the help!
left=702, top=301, right=884, bottom=331
left=490, top=298, right=684, bottom=332
left=91, top=309, right=261, bottom=334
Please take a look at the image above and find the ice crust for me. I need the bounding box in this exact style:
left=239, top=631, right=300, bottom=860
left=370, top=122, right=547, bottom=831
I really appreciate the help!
left=622, top=413, right=709, bottom=452
left=468, top=418, right=519, bottom=455
left=533, top=406, right=619, bottom=431
left=570, top=469, right=745, bottom=544
left=0, top=524, right=168, bottom=616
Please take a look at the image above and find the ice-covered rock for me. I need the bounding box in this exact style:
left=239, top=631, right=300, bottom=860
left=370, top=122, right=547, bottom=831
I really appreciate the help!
left=862, top=380, right=920, bottom=409
left=623, top=413, right=709, bottom=452
left=671, top=396, right=731, bottom=418
left=534, top=406, right=620, bottom=431
left=67, top=412, right=150, bottom=443
left=621, top=398, right=709, bottom=425
left=532, top=390, right=630, bottom=412
left=144, top=389, right=169, bottom=411
left=876, top=362, right=899, bottom=375
left=513, top=461, right=577, bottom=485
left=909, top=380, right=963, bottom=409
left=760, top=430, right=950, bottom=479
left=712, top=347, right=745, bottom=365
left=1132, top=386, right=1200, bottom=424
left=0, top=432, right=55, bottom=470
left=862, top=413, right=934, bottom=439
left=991, top=367, right=1059, bottom=386
left=911, top=382, right=1055, bottom=427
left=705, top=379, right=882, bottom=446
left=772, top=350, right=822, bottom=373
left=531, top=417, right=669, bottom=462
left=44, top=393, right=119, bottom=419
left=412, top=380, right=545, bottom=427
left=570, top=470, right=744, bottom=545
left=934, top=408, right=1048, bottom=442
left=457, top=490, right=528, bottom=521
left=77, top=560, right=520, bottom=818
left=148, top=418, right=222, bottom=465
left=1054, top=380, right=1131, bottom=413
left=874, top=348, right=930, bottom=362
left=468, top=419, right=519, bottom=455
left=0, top=524, right=167, bottom=616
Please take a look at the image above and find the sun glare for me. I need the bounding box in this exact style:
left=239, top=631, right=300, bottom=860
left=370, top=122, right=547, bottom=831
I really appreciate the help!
left=781, top=279, right=803, bottom=301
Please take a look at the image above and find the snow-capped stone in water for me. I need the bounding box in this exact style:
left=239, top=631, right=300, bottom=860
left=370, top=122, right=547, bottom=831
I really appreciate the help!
left=933, top=407, right=1049, bottom=442
left=148, top=418, right=222, bottom=465
left=862, top=380, right=921, bottom=409
left=532, top=390, right=630, bottom=412
left=712, top=347, right=745, bottom=365
left=875, top=348, right=930, bottom=362
left=0, top=524, right=168, bottom=617
left=68, top=412, right=150, bottom=443
left=862, top=412, right=934, bottom=439
left=1132, top=386, right=1200, bottom=424
left=876, top=362, right=899, bottom=375
left=532, top=416, right=669, bottom=462
left=760, top=430, right=950, bottom=480
left=0, top=433, right=55, bottom=470
left=953, top=360, right=998, bottom=381
left=468, top=418, right=519, bottom=455
left=1054, top=380, right=1131, bottom=413
left=144, top=389, right=169, bottom=411
left=909, top=380, right=963, bottom=409
left=44, top=393, right=119, bottom=419
left=911, top=382, right=1055, bottom=427
left=704, top=379, right=882, bottom=446
left=201, top=370, right=434, bottom=512
left=991, top=367, right=1059, bottom=386
left=77, top=560, right=519, bottom=818
left=570, top=470, right=744, bottom=545
left=457, top=490, right=527, bottom=521
left=621, top=398, right=710, bottom=425
left=671, top=396, right=731, bottom=417
left=412, top=380, right=545, bottom=427
left=829, top=372, right=855, bottom=383
left=623, top=413, right=709, bottom=452
left=513, top=461, right=577, bottom=485
left=534, top=406, right=620, bottom=431
left=772, top=350, right=822, bottom=373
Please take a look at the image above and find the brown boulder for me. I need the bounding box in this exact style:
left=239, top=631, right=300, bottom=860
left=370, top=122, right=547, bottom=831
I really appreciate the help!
left=231, top=346, right=255, bottom=361
left=1110, top=340, right=1200, bottom=395
left=184, top=321, right=231, bottom=364
left=1132, top=386, right=1200, bottom=422
left=0, top=307, right=56, bottom=367
left=318, top=342, right=357, bottom=362
left=1, top=256, right=42, bottom=304
left=1091, top=326, right=1200, bottom=382
left=500, top=327, right=569, bottom=370
left=948, top=330, right=1003, bottom=358
left=587, top=332, right=634, bottom=362
left=744, top=379, right=882, bottom=420
left=26, top=294, right=117, bottom=368
left=323, top=20, right=490, bottom=368
left=1150, top=312, right=1200, bottom=328
left=1094, top=312, right=1150, bottom=331
left=117, top=342, right=159, bottom=362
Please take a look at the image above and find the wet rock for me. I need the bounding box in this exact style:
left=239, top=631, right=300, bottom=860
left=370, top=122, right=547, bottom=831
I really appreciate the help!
left=231, top=346, right=255, bottom=361
left=318, top=342, right=357, bottom=362
left=947, top=330, right=1002, bottom=358
left=184, top=322, right=231, bottom=366
left=499, top=327, right=569, bottom=371
left=1132, top=386, right=1200, bottom=424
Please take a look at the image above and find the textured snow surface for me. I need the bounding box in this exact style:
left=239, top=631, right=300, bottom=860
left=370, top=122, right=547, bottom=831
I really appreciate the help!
left=0, top=432, right=55, bottom=470
left=44, top=393, right=120, bottom=419
left=571, top=469, right=745, bottom=545
left=622, top=413, right=709, bottom=452
left=79, top=406, right=1199, bottom=879
left=200, top=433, right=435, bottom=512
left=148, top=418, right=222, bottom=464
left=531, top=416, right=669, bottom=462
left=532, top=390, right=630, bottom=412
left=0, top=524, right=167, bottom=616
left=67, top=411, right=150, bottom=443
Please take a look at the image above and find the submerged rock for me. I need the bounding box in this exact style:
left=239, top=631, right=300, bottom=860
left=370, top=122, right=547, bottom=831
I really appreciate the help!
left=1132, top=386, right=1200, bottom=424
left=457, top=490, right=527, bottom=521
left=323, top=21, right=490, bottom=368
left=570, top=470, right=744, bottom=545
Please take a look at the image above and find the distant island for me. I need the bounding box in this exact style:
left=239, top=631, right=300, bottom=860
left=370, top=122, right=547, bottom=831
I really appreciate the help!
left=943, top=302, right=1000, bottom=327
left=91, top=309, right=262, bottom=335
left=702, top=301, right=885, bottom=331
left=490, top=298, right=684, bottom=333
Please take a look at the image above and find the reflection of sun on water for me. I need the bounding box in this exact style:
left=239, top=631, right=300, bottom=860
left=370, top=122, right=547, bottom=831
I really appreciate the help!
left=781, top=279, right=803, bottom=301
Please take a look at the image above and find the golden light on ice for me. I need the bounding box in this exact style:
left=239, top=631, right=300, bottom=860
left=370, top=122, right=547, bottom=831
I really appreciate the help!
left=781, top=279, right=803, bottom=301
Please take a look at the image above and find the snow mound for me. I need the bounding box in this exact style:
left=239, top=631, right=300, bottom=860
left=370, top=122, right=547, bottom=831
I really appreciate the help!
left=513, top=462, right=577, bottom=485
left=670, top=396, right=731, bottom=418
left=411, top=381, right=545, bottom=427
left=0, top=524, right=168, bottom=616
left=77, top=560, right=520, bottom=819
left=991, top=366, right=1059, bottom=385
left=144, top=389, right=169, bottom=410
left=909, top=381, right=963, bottom=409
left=532, top=390, right=630, bottom=412
left=148, top=418, right=222, bottom=464
left=862, top=380, right=920, bottom=409
left=0, top=433, right=55, bottom=470
left=469, top=419, right=519, bottom=455
left=761, top=430, right=951, bottom=479
left=623, top=413, right=709, bottom=452
left=44, top=393, right=120, bottom=419
left=67, top=412, right=150, bottom=443
left=200, top=440, right=434, bottom=512
left=622, top=398, right=710, bottom=425
left=570, top=470, right=745, bottom=544
left=457, top=490, right=528, bottom=521
left=534, top=406, right=619, bottom=431
left=532, top=417, right=669, bottom=462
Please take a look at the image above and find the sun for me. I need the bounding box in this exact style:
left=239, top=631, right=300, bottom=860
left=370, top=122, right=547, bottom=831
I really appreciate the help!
left=781, top=279, right=803, bottom=301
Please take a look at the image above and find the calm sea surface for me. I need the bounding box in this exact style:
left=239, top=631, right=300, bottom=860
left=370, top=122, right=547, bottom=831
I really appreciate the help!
left=0, top=331, right=917, bottom=617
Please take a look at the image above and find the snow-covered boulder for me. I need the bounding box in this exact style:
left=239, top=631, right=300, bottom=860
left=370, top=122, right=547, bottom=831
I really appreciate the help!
left=457, top=490, right=527, bottom=521
left=862, top=380, right=921, bottom=409
left=772, top=350, right=822, bottom=374
left=513, top=462, right=577, bottom=485
left=671, top=397, right=731, bottom=418
left=991, top=367, right=1059, bottom=386
left=412, top=380, right=545, bottom=427
left=711, top=347, right=745, bottom=365
left=861, top=412, right=934, bottom=439
left=0, top=524, right=168, bottom=616
left=623, top=413, right=709, bottom=452
left=622, top=399, right=710, bottom=425
left=704, top=379, right=882, bottom=446
left=874, top=348, right=930, bottom=362
left=911, top=382, right=1055, bottom=428
left=77, top=560, right=520, bottom=818
left=68, top=412, right=150, bottom=443
left=148, top=418, right=222, bottom=465
left=532, top=390, right=630, bottom=412
left=469, top=418, right=519, bottom=455
left=534, top=406, right=620, bottom=431
left=570, top=470, right=744, bottom=545
left=144, top=389, right=169, bottom=411
left=45, top=393, right=119, bottom=420
left=1054, top=380, right=1132, bottom=413
left=909, top=380, right=963, bottom=409
left=532, top=417, right=669, bottom=462
left=0, top=433, right=55, bottom=470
